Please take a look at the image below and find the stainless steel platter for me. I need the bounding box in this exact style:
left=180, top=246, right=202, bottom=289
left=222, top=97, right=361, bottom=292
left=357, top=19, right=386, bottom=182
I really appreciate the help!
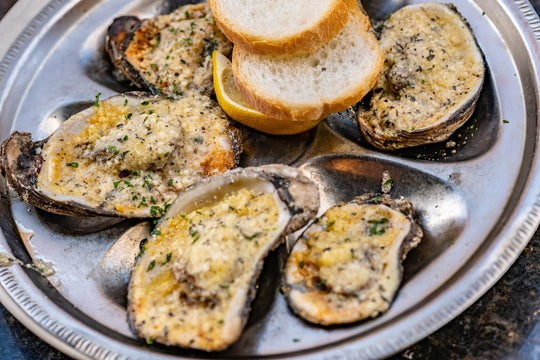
left=0, top=0, right=538, bottom=359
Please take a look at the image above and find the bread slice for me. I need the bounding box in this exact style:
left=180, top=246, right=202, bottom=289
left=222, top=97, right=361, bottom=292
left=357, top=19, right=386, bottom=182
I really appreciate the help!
left=208, top=0, right=358, bottom=55
left=231, top=8, right=383, bottom=122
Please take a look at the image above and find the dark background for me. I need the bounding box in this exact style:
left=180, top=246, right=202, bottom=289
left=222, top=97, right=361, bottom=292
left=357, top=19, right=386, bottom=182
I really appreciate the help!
left=0, top=1, right=538, bottom=359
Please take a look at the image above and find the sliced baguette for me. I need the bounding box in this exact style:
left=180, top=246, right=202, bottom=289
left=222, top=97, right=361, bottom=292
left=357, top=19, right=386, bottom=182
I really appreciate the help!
left=231, top=8, right=383, bottom=122
left=209, top=0, right=358, bottom=55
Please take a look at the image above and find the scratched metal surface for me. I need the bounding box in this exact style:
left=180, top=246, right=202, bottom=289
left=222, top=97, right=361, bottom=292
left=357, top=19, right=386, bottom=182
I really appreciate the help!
left=0, top=0, right=538, bottom=359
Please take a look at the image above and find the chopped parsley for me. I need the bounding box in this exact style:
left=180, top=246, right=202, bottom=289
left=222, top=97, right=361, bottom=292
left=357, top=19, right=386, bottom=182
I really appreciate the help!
left=66, top=162, right=79, bottom=167
left=368, top=218, right=389, bottom=235
left=142, top=178, right=152, bottom=190
left=138, top=197, right=148, bottom=208
left=244, top=232, right=260, bottom=240
left=189, top=225, right=200, bottom=244
left=94, top=93, right=102, bottom=107
left=161, top=252, right=172, bottom=265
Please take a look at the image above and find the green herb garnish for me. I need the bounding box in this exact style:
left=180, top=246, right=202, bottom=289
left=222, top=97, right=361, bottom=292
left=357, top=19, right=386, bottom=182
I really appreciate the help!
left=368, top=218, right=388, bottom=235
left=94, top=93, right=101, bottom=107
left=161, top=252, right=172, bottom=265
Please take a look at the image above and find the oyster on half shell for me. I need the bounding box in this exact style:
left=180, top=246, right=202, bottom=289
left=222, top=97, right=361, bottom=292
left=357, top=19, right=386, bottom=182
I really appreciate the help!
left=127, top=164, right=319, bottom=351
left=283, top=193, right=422, bottom=325
left=357, top=2, right=485, bottom=150
left=106, top=2, right=232, bottom=96
left=0, top=91, right=241, bottom=218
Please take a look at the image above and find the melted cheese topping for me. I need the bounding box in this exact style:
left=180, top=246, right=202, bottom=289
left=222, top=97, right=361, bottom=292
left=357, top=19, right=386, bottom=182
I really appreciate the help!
left=285, top=202, right=411, bottom=324
left=38, top=92, right=236, bottom=217
left=129, top=187, right=285, bottom=350
left=361, top=3, right=484, bottom=134
left=125, top=2, right=232, bottom=95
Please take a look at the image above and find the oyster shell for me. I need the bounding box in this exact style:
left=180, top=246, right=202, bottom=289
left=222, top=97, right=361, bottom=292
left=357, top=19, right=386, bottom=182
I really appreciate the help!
left=106, top=2, right=232, bottom=96
left=283, top=193, right=422, bottom=325
left=357, top=2, right=485, bottom=150
left=0, top=92, right=241, bottom=218
left=127, top=164, right=319, bottom=351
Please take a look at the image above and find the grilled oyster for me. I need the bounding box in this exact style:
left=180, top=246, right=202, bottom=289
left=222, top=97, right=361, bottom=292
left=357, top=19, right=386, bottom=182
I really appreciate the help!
left=283, top=193, right=422, bottom=325
left=357, top=2, right=485, bottom=150
left=0, top=92, right=241, bottom=218
left=127, top=164, right=319, bottom=351
left=106, top=2, right=232, bottom=96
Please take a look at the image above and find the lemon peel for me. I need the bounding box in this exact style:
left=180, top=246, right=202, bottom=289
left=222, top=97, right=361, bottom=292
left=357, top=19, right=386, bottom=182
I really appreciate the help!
left=212, top=51, right=321, bottom=135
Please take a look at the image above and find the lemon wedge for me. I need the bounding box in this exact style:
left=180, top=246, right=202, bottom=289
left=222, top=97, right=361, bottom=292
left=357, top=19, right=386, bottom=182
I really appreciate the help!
left=212, top=51, right=321, bottom=135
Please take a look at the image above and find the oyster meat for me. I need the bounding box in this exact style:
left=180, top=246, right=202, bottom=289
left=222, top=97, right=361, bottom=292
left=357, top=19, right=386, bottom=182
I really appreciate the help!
left=127, top=164, right=319, bottom=351
left=283, top=193, right=422, bottom=325
left=106, top=2, right=232, bottom=96
left=0, top=92, right=241, bottom=218
left=357, top=2, right=485, bottom=150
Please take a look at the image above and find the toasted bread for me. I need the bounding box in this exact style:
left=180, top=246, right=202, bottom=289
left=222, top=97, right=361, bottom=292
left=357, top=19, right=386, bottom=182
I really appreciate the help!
left=231, top=8, right=383, bottom=122
left=209, top=0, right=357, bottom=55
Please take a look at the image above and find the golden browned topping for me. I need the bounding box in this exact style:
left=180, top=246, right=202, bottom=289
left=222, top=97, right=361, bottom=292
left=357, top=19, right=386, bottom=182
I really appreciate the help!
left=37, top=93, right=238, bottom=217
left=125, top=2, right=232, bottom=95
left=129, top=187, right=282, bottom=350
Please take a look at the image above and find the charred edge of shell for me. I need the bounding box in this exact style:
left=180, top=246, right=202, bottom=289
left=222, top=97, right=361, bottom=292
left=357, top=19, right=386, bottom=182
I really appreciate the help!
left=260, top=167, right=320, bottom=235
left=105, top=16, right=158, bottom=93
left=0, top=131, right=126, bottom=217
left=226, top=126, right=244, bottom=168
left=358, top=77, right=483, bottom=150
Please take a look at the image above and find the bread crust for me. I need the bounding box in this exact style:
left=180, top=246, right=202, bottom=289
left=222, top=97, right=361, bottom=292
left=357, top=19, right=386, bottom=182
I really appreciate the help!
left=231, top=9, right=383, bottom=122
left=209, top=0, right=358, bottom=55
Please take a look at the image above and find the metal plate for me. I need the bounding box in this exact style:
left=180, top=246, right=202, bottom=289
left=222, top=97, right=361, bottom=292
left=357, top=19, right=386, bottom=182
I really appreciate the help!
left=0, top=0, right=538, bottom=359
